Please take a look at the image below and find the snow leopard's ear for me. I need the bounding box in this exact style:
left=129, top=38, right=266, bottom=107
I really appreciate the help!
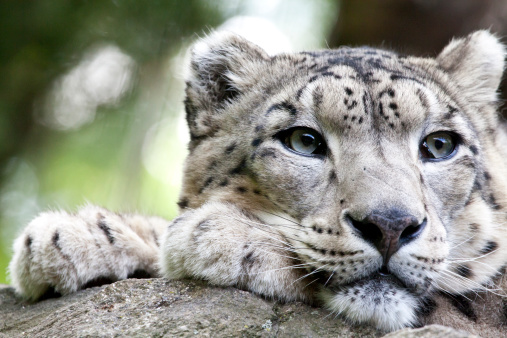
left=437, top=30, right=505, bottom=106
left=185, top=32, right=269, bottom=142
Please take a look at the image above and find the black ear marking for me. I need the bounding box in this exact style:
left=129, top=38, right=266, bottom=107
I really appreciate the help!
left=25, top=235, right=33, bottom=253
left=52, top=231, right=60, bottom=249
left=177, top=198, right=189, bottom=209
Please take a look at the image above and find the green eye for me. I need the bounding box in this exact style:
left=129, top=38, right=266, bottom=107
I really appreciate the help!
left=420, top=131, right=457, bottom=159
left=284, top=128, right=326, bottom=155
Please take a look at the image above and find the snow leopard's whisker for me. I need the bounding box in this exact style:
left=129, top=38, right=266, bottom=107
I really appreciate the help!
left=242, top=221, right=316, bottom=247
left=226, top=237, right=300, bottom=258
left=448, top=252, right=500, bottom=268
left=439, top=269, right=505, bottom=297
left=303, top=278, right=321, bottom=290
left=292, top=264, right=330, bottom=286
left=448, top=234, right=477, bottom=250
left=254, top=262, right=318, bottom=276
left=240, top=215, right=308, bottom=233
left=250, top=208, right=304, bottom=227
left=435, top=276, right=477, bottom=301
left=324, top=271, right=335, bottom=287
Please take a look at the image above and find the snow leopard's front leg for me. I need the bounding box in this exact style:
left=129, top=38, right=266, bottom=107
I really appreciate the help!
left=160, top=201, right=317, bottom=303
left=9, top=205, right=167, bottom=301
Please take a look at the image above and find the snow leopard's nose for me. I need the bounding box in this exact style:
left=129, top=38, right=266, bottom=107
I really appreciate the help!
left=347, top=210, right=426, bottom=265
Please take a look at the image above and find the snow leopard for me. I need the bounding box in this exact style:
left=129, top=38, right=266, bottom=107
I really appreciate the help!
left=8, top=30, right=507, bottom=333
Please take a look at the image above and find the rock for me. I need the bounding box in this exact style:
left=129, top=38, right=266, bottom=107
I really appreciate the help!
left=0, top=279, right=473, bottom=337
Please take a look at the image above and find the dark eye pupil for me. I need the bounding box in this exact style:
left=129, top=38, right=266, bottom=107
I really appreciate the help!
left=434, top=139, right=443, bottom=150
left=301, top=134, right=315, bottom=146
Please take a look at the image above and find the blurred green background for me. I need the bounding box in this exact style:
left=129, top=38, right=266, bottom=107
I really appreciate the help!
left=1, top=0, right=505, bottom=284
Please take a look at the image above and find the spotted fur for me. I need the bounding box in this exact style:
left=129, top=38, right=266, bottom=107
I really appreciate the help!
left=8, top=31, right=507, bottom=333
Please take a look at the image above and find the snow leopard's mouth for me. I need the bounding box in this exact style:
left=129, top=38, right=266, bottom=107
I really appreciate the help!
left=328, top=270, right=409, bottom=293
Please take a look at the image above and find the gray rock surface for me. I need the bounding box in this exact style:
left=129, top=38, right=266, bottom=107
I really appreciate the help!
left=0, top=279, right=474, bottom=337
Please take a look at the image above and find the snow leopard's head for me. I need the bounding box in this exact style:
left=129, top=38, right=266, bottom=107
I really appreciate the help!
left=179, top=31, right=507, bottom=331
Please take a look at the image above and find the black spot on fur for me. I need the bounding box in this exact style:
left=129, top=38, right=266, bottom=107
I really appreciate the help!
left=469, top=146, right=478, bottom=155
left=236, top=186, right=247, bottom=193
left=127, top=269, right=153, bottom=279
left=321, top=71, right=336, bottom=78
left=251, top=138, right=262, bottom=147
left=169, top=215, right=186, bottom=228
left=488, top=194, right=501, bottom=210
left=296, top=87, right=305, bottom=101
left=358, top=117, right=363, bottom=124
left=177, top=198, right=189, bottom=209
left=345, top=87, right=353, bottom=95
left=469, top=223, right=480, bottom=232
left=480, top=241, right=498, bottom=254
left=308, top=75, right=319, bottom=83
left=388, top=89, right=395, bottom=97
left=97, top=217, right=115, bottom=244
left=456, top=265, right=472, bottom=278
left=259, top=148, right=277, bottom=158
left=316, top=65, right=330, bottom=73
left=344, top=98, right=357, bottom=110
left=219, top=179, right=229, bottom=187
left=225, top=143, right=236, bottom=154
left=447, top=104, right=458, bottom=115
left=362, top=94, right=369, bottom=114
left=253, top=189, right=261, bottom=195
left=199, top=177, right=214, bottom=194
left=229, top=158, right=247, bottom=175
left=266, top=102, right=298, bottom=116
left=329, top=170, right=337, bottom=182
left=242, top=251, right=256, bottom=270
left=389, top=103, right=397, bottom=110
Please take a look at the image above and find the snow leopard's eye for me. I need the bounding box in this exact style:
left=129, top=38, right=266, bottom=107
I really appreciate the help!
left=420, top=131, right=458, bottom=160
left=281, top=127, right=326, bottom=156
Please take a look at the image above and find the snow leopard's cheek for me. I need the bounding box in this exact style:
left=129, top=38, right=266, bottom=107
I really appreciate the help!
left=250, top=138, right=335, bottom=217
left=421, top=147, right=478, bottom=223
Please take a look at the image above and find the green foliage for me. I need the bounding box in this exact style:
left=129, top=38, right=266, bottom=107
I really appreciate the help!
left=0, top=0, right=224, bottom=285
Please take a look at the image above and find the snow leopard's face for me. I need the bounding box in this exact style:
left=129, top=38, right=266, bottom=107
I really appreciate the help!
left=179, top=31, right=507, bottom=331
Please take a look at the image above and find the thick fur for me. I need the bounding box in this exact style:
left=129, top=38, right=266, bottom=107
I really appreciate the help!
left=9, top=31, right=507, bottom=333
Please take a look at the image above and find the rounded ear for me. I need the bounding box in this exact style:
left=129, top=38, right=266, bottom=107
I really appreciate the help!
left=184, top=32, right=269, bottom=142
left=437, top=30, right=505, bottom=106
